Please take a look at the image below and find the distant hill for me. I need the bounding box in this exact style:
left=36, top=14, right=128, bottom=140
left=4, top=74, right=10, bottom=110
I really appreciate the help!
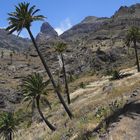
left=0, top=28, right=31, bottom=51
left=61, top=3, right=140, bottom=44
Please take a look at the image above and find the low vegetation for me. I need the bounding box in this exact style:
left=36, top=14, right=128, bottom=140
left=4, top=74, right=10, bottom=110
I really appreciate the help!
left=0, top=112, right=16, bottom=140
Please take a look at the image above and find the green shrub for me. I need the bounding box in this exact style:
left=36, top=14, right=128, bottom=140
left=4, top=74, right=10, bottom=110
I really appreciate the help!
left=95, top=106, right=109, bottom=120
left=109, top=99, right=124, bottom=113
left=79, top=82, right=86, bottom=89
left=110, top=70, right=122, bottom=80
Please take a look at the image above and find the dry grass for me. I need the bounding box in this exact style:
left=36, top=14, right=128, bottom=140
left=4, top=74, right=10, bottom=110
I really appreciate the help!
left=13, top=66, right=140, bottom=140
left=1, top=53, right=140, bottom=140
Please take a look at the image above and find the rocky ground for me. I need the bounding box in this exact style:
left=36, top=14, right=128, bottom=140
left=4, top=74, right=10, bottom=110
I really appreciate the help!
left=0, top=39, right=140, bottom=140
left=0, top=50, right=44, bottom=111
left=103, top=99, right=140, bottom=140
left=4, top=61, right=139, bottom=140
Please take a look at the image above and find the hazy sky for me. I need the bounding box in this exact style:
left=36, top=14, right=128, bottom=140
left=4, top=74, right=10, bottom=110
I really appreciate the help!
left=0, top=0, right=140, bottom=37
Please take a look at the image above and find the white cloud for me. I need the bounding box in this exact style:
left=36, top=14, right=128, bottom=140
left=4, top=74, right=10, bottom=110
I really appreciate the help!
left=55, top=28, right=64, bottom=35
left=55, top=18, right=72, bottom=35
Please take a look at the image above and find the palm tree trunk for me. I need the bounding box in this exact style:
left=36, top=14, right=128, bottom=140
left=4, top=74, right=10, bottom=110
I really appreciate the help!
left=36, top=95, right=56, bottom=131
left=60, top=53, right=70, bottom=104
left=5, top=131, right=12, bottom=140
left=27, top=28, right=73, bottom=118
left=9, top=132, right=12, bottom=140
left=134, top=40, right=140, bottom=72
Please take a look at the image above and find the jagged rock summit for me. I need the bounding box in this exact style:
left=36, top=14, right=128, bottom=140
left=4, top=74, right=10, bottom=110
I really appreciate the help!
left=40, top=22, right=58, bottom=36
left=36, top=22, right=58, bottom=43
left=113, top=3, right=140, bottom=19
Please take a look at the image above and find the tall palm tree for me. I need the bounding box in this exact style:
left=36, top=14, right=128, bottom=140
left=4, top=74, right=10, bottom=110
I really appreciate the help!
left=55, top=42, right=71, bottom=104
left=22, top=73, right=56, bottom=131
left=126, top=26, right=140, bottom=72
left=0, top=112, right=16, bottom=140
left=6, top=2, right=73, bottom=118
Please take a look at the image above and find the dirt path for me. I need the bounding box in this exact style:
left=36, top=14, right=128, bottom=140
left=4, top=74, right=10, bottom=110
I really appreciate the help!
left=103, top=99, right=140, bottom=140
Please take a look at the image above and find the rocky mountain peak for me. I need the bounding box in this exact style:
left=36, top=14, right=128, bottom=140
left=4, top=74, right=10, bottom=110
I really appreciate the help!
left=40, top=22, right=58, bottom=36
left=113, top=3, right=140, bottom=19
left=36, top=22, right=58, bottom=43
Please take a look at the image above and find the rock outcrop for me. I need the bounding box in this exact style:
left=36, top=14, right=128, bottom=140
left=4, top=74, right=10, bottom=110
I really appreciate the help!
left=36, top=22, right=58, bottom=43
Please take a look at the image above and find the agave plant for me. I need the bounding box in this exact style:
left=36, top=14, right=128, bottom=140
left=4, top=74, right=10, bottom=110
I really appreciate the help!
left=6, top=2, right=73, bottom=118
left=0, top=112, right=16, bottom=140
left=21, top=73, right=56, bottom=131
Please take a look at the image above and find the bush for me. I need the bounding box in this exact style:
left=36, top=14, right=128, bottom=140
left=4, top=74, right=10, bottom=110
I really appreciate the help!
left=95, top=106, right=109, bottom=120
left=110, top=70, right=122, bottom=80
left=79, top=82, right=86, bottom=89
left=109, top=99, right=124, bottom=113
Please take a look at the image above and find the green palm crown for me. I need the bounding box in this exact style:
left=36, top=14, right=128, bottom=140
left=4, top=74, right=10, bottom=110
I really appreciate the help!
left=6, top=2, right=45, bottom=34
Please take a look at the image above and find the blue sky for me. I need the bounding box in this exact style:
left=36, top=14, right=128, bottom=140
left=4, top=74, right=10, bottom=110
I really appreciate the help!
left=0, top=0, right=140, bottom=37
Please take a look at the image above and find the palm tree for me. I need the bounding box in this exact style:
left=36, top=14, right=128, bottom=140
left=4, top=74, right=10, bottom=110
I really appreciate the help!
left=6, top=2, right=73, bottom=118
left=55, top=42, right=71, bottom=104
left=22, top=73, right=56, bottom=131
left=0, top=112, right=16, bottom=140
left=126, top=26, right=140, bottom=72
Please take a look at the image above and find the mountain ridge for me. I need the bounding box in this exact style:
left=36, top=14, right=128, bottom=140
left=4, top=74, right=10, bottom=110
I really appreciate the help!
left=0, top=28, right=31, bottom=51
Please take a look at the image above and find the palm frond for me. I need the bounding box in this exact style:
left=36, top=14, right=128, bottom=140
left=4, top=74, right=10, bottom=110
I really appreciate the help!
left=0, top=112, right=16, bottom=140
left=6, top=2, right=45, bottom=35
left=55, top=42, right=67, bottom=53
left=21, top=73, right=50, bottom=108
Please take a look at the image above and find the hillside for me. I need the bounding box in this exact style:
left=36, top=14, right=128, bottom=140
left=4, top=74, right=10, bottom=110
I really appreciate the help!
left=1, top=2, right=140, bottom=140
left=34, top=3, right=140, bottom=77
left=5, top=62, right=140, bottom=140
left=1, top=46, right=140, bottom=140
left=61, top=4, right=140, bottom=44
left=0, top=28, right=31, bottom=51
